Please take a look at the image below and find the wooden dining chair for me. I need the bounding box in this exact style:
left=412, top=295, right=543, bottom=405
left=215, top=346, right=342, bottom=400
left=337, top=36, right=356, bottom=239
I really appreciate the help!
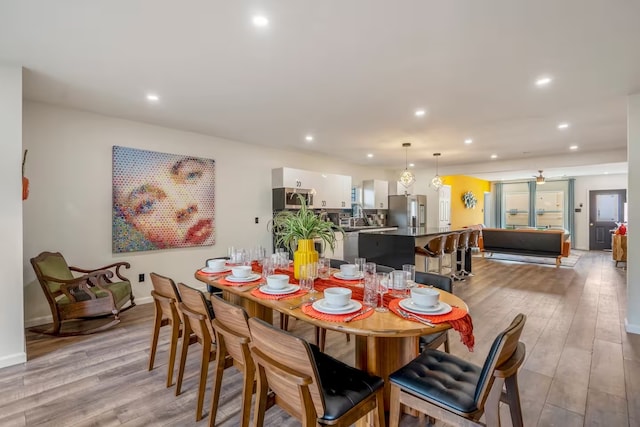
left=208, top=295, right=255, bottom=427
left=176, top=283, right=230, bottom=422
left=148, top=273, right=185, bottom=387
left=248, top=317, right=385, bottom=427
left=443, top=232, right=461, bottom=280
left=414, top=271, right=453, bottom=353
left=389, top=314, right=527, bottom=427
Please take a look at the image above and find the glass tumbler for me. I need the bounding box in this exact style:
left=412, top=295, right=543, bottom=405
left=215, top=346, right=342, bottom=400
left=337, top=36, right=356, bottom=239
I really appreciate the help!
left=391, top=270, right=408, bottom=297
left=318, top=257, right=330, bottom=279
left=402, top=264, right=416, bottom=287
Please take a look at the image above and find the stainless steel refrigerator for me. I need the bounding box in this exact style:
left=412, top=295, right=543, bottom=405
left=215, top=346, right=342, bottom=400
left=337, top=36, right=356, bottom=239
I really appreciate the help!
left=388, top=195, right=427, bottom=228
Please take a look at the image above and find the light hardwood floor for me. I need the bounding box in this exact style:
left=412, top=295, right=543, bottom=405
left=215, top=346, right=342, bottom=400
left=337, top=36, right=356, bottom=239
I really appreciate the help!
left=1, top=250, right=638, bottom=426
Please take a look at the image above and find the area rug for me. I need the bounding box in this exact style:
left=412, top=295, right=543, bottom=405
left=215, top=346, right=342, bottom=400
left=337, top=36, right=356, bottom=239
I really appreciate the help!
left=479, top=250, right=583, bottom=267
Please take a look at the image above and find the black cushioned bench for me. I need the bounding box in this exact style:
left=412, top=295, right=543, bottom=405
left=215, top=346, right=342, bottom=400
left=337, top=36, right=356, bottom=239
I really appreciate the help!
left=481, top=228, right=565, bottom=267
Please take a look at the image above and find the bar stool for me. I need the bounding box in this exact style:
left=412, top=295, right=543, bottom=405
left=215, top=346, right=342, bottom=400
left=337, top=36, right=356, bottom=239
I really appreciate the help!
left=456, top=230, right=472, bottom=277
left=442, top=232, right=462, bottom=280
left=415, top=234, right=446, bottom=274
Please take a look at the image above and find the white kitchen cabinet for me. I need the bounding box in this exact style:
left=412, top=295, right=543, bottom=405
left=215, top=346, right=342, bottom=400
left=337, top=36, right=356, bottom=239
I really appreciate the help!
left=363, top=179, right=389, bottom=209
left=312, top=173, right=352, bottom=209
left=272, top=167, right=319, bottom=190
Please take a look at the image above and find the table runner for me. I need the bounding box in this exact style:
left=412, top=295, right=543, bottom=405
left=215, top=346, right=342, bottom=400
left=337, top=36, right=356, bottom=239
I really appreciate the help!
left=388, top=298, right=475, bottom=351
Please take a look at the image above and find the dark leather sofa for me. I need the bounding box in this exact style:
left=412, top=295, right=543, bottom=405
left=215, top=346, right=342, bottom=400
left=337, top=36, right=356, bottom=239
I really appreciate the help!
left=481, top=228, right=565, bottom=267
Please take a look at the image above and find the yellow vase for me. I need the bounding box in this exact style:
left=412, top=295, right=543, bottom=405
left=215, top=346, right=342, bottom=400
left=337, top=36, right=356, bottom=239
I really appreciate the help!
left=293, top=239, right=319, bottom=279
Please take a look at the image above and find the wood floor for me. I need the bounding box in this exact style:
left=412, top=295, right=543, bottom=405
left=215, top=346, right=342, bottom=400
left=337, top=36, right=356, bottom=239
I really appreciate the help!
left=1, top=250, right=638, bottom=426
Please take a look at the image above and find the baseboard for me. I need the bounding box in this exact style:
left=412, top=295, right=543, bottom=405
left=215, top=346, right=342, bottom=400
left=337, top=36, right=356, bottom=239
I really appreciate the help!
left=24, top=297, right=152, bottom=328
left=0, top=351, right=27, bottom=369
left=625, top=318, right=640, bottom=335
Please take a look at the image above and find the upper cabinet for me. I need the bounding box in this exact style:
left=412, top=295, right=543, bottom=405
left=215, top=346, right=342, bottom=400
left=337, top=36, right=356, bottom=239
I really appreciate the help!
left=272, top=167, right=318, bottom=190
left=363, top=179, right=389, bottom=209
left=272, top=168, right=352, bottom=209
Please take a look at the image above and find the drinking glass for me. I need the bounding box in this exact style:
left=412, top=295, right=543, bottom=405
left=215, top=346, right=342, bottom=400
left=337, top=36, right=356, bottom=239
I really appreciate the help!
left=391, top=270, right=407, bottom=297
left=261, top=258, right=274, bottom=282
left=363, top=275, right=378, bottom=307
left=376, top=272, right=389, bottom=312
left=318, top=257, right=330, bottom=279
left=402, top=264, right=416, bottom=287
left=354, top=257, right=366, bottom=285
left=306, top=262, right=318, bottom=295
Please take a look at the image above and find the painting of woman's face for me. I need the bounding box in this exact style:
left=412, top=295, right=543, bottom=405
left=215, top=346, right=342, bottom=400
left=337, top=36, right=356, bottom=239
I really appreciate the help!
left=112, top=146, right=215, bottom=252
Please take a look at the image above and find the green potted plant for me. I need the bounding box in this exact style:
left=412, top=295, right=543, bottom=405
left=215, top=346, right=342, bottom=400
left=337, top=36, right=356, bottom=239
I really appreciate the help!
left=271, top=194, right=344, bottom=279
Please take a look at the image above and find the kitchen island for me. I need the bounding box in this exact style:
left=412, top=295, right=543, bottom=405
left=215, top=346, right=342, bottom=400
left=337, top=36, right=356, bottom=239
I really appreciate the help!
left=358, top=227, right=471, bottom=272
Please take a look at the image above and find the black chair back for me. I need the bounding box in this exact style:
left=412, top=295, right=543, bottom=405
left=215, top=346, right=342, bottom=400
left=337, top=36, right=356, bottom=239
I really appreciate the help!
left=414, top=271, right=452, bottom=293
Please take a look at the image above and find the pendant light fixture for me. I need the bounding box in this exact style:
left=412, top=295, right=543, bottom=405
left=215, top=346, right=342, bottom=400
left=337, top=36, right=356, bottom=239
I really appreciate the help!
left=535, top=170, right=546, bottom=185
left=430, top=152, right=443, bottom=190
left=399, top=142, right=416, bottom=188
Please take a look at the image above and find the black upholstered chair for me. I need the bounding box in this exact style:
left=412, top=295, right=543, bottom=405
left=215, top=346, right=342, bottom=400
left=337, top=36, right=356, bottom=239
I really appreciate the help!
left=376, top=264, right=394, bottom=273
left=329, top=258, right=348, bottom=268
left=414, top=271, right=453, bottom=353
left=204, top=256, right=229, bottom=294
left=389, top=314, right=526, bottom=427
left=248, top=317, right=385, bottom=427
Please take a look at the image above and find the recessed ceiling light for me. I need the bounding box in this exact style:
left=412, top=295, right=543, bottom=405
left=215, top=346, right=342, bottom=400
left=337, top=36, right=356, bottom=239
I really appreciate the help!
left=146, top=94, right=159, bottom=102
left=490, top=154, right=498, bottom=159
left=409, top=163, right=415, bottom=167
left=557, top=122, right=570, bottom=130
left=569, top=145, right=578, bottom=150
left=464, top=139, right=473, bottom=144
left=414, top=109, right=426, bottom=117
left=305, top=135, right=314, bottom=142
left=604, top=172, right=609, bottom=175
left=367, top=153, right=373, bottom=158
left=535, top=76, right=553, bottom=87
left=252, top=15, right=269, bottom=27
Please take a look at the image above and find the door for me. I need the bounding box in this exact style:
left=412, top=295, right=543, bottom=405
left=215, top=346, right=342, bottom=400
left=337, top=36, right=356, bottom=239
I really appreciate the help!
left=438, top=185, right=451, bottom=230
left=589, top=189, right=626, bottom=250
left=484, top=192, right=492, bottom=227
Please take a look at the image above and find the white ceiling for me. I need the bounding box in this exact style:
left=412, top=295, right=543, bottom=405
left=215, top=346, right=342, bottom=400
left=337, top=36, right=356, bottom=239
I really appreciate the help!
left=1, top=1, right=638, bottom=180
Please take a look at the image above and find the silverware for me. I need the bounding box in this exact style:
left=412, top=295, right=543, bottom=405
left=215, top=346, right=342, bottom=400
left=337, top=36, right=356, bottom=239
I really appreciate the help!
left=344, top=307, right=373, bottom=322
left=397, top=308, right=436, bottom=328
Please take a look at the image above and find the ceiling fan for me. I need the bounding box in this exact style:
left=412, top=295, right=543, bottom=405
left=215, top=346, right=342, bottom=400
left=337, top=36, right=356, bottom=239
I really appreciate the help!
left=534, top=170, right=546, bottom=184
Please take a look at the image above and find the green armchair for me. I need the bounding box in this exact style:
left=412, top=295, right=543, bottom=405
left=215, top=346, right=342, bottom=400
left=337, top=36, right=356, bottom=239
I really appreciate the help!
left=30, top=251, right=135, bottom=336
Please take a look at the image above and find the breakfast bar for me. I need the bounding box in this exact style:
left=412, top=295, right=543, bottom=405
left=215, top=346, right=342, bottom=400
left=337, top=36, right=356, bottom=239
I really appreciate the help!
left=358, top=227, right=472, bottom=272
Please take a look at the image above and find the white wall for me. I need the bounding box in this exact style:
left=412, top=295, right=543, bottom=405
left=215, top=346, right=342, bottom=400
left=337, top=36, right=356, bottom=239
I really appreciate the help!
left=573, top=174, right=628, bottom=250
left=22, top=102, right=393, bottom=325
left=0, top=65, right=25, bottom=368
left=627, top=93, right=640, bottom=333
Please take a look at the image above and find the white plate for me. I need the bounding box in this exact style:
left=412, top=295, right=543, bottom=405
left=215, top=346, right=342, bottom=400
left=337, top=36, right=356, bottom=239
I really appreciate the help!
left=312, top=299, right=362, bottom=314
left=201, top=267, right=231, bottom=274
left=399, top=299, right=452, bottom=315
left=259, top=284, right=299, bottom=295
left=333, top=272, right=364, bottom=281
left=224, top=273, right=261, bottom=283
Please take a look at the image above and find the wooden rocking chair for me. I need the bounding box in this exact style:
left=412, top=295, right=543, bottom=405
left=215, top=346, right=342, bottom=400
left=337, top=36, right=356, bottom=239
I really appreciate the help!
left=30, top=251, right=135, bottom=336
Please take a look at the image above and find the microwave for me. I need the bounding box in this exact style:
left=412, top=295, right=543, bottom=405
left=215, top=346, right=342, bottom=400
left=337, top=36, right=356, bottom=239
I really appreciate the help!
left=272, top=188, right=314, bottom=210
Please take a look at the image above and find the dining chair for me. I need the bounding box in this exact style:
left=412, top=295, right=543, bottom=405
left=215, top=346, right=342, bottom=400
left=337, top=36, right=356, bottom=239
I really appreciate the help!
left=456, top=229, right=472, bottom=277
left=176, top=283, right=230, bottom=422
left=414, top=271, right=453, bottom=353
left=208, top=295, right=258, bottom=427
left=389, top=314, right=527, bottom=427
left=443, top=232, right=462, bottom=280
left=148, top=273, right=185, bottom=387
left=248, top=317, right=385, bottom=427
left=415, top=235, right=446, bottom=274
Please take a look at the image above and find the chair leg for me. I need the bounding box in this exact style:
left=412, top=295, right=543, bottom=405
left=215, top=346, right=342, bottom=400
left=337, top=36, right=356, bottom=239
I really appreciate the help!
left=389, top=384, right=401, bottom=427
left=195, top=342, right=212, bottom=421
left=148, top=305, right=162, bottom=372
left=484, top=377, right=505, bottom=427
left=253, top=367, right=269, bottom=427
left=175, top=322, right=191, bottom=396
left=239, top=364, right=255, bottom=427
left=373, top=388, right=385, bottom=427
left=443, top=333, right=450, bottom=353
left=166, top=319, right=180, bottom=387
left=280, top=313, right=289, bottom=331
left=208, top=344, right=227, bottom=427
left=505, top=374, right=524, bottom=427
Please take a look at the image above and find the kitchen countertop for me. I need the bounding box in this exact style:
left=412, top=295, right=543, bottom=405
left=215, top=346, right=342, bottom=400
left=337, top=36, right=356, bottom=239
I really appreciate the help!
left=335, top=225, right=398, bottom=232
left=360, top=227, right=461, bottom=237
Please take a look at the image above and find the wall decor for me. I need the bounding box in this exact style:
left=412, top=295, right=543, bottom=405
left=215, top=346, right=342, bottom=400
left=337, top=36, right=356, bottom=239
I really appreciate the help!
left=112, top=146, right=215, bottom=253
left=462, top=191, right=478, bottom=209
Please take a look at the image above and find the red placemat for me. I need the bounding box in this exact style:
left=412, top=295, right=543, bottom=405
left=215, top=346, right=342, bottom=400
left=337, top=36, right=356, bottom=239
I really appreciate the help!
left=302, top=304, right=374, bottom=322
left=389, top=298, right=475, bottom=351
left=217, top=277, right=262, bottom=287
left=250, top=288, right=308, bottom=301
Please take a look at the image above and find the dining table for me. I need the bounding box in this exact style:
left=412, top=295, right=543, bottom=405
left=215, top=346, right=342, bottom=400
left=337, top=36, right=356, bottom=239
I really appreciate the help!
left=195, top=262, right=472, bottom=425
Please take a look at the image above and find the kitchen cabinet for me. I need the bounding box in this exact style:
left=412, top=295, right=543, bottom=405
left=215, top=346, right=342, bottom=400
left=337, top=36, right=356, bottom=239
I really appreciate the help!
left=272, top=167, right=318, bottom=190
left=316, top=174, right=351, bottom=209
left=363, top=179, right=389, bottom=209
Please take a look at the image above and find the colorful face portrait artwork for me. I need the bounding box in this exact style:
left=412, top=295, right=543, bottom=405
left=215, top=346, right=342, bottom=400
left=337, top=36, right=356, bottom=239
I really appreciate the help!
left=112, top=146, right=215, bottom=253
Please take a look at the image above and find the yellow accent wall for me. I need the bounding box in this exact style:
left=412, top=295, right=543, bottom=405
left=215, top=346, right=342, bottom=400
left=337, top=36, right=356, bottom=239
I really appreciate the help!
left=441, top=175, right=491, bottom=229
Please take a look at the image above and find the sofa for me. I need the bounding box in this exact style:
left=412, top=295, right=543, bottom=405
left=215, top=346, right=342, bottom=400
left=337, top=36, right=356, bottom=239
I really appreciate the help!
left=481, top=228, right=566, bottom=267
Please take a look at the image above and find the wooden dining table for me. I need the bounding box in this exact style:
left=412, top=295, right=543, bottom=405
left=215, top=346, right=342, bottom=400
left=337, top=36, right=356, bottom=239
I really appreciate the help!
left=195, top=266, right=469, bottom=424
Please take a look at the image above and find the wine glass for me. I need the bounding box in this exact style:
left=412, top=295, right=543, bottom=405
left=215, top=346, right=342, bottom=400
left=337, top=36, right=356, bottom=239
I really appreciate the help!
left=354, top=257, right=366, bottom=286
left=376, top=272, right=389, bottom=312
